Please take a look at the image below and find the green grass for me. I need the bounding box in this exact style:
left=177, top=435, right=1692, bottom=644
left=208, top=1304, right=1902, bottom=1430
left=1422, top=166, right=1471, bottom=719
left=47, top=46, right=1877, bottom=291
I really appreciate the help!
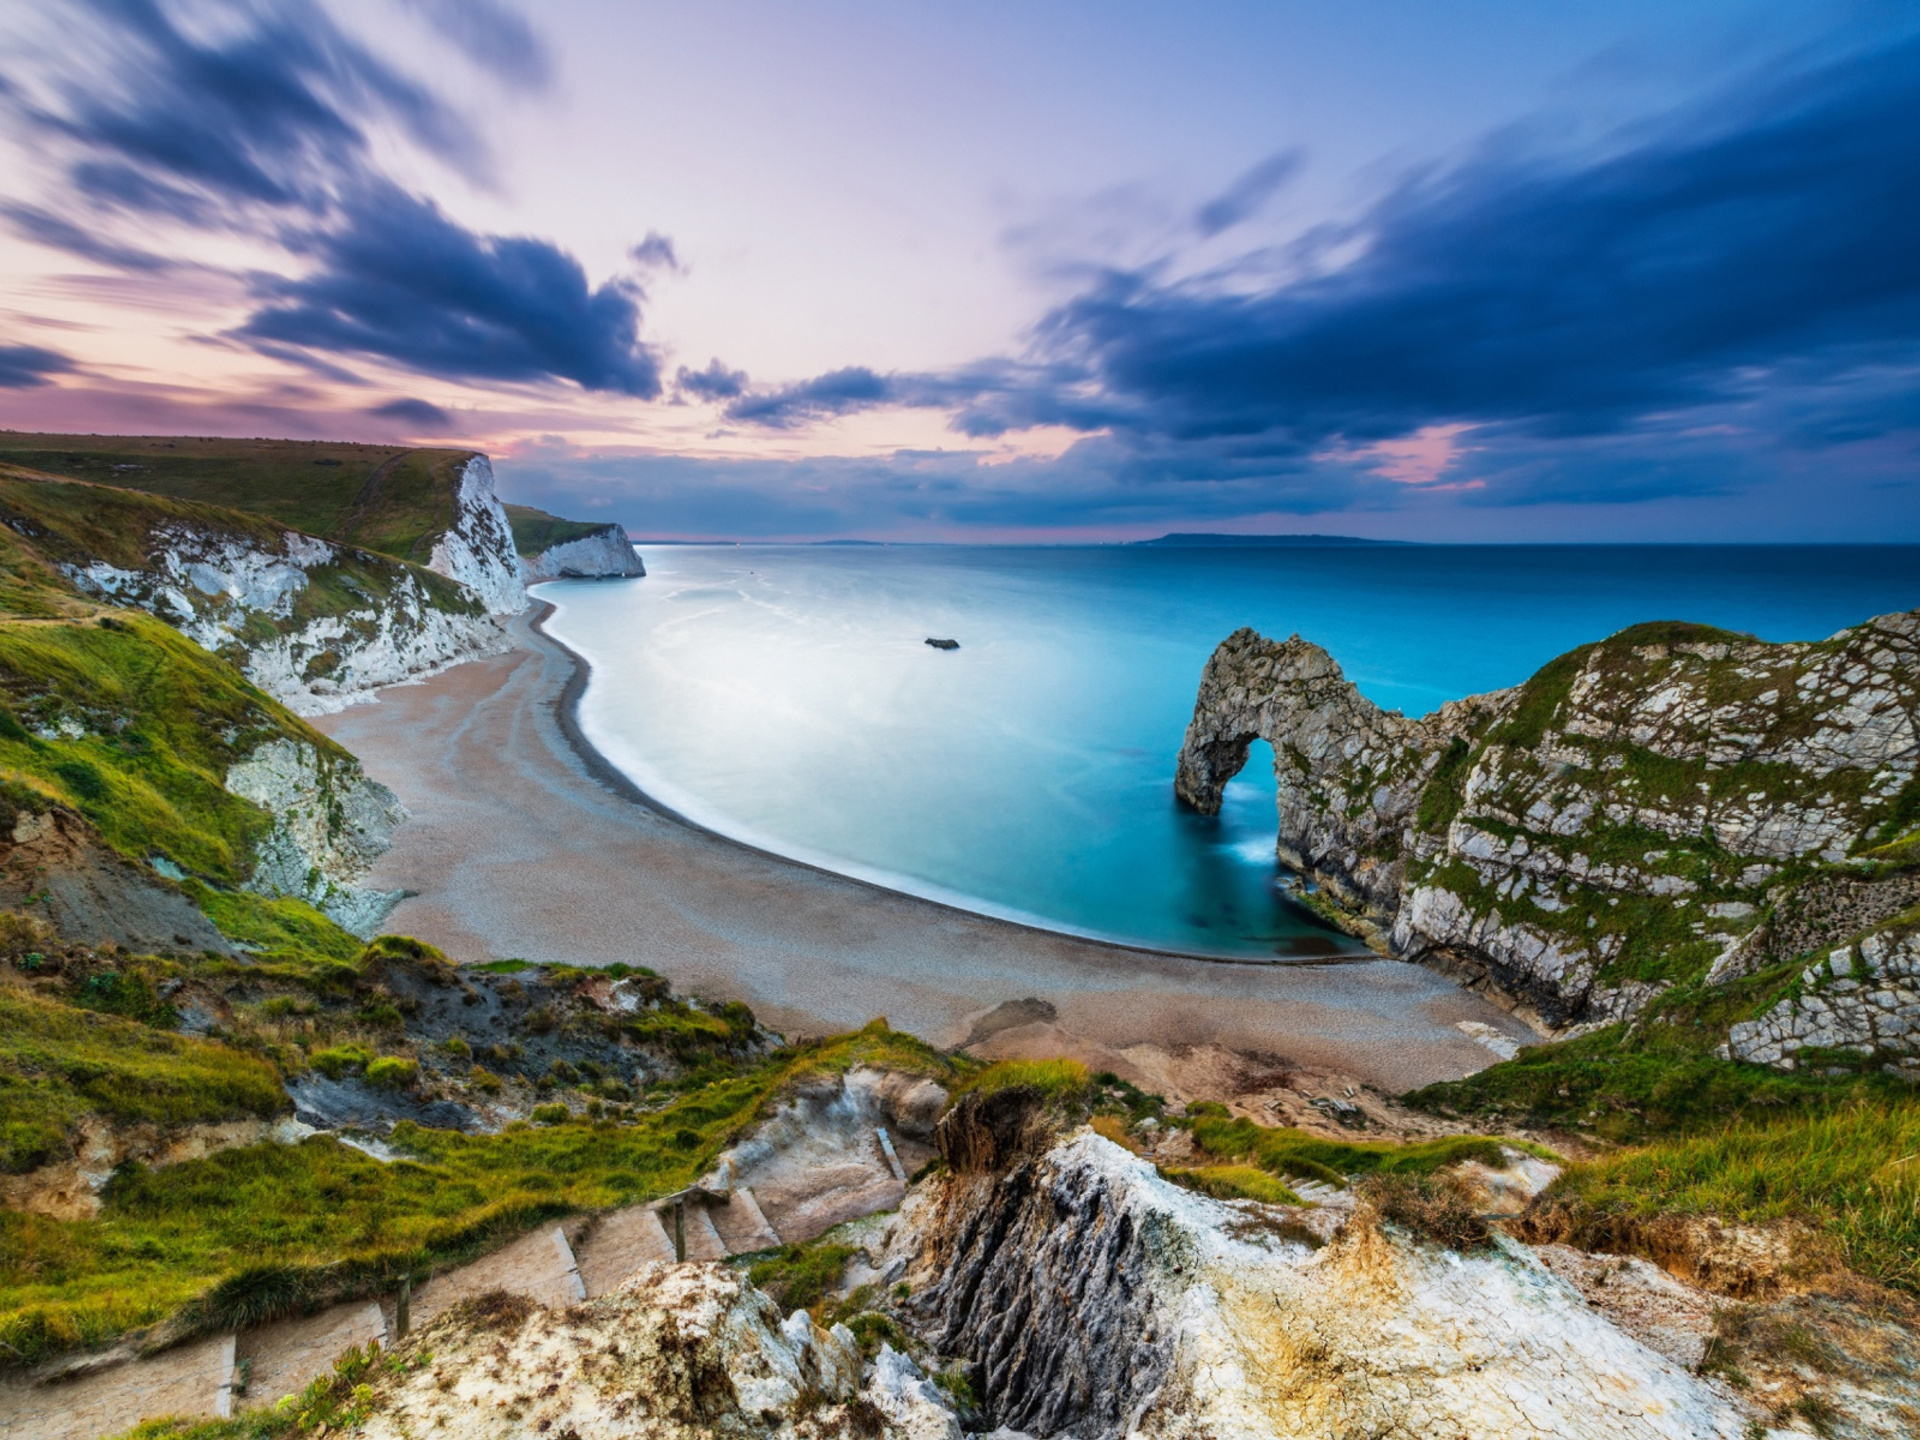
left=1184, top=1103, right=1526, bottom=1187
left=1540, top=1100, right=1920, bottom=1293
left=1407, top=968, right=1911, bottom=1142
left=0, top=611, right=319, bottom=884
left=182, top=885, right=362, bottom=969
left=503, top=504, right=611, bottom=557
left=746, top=1240, right=858, bottom=1313
left=0, top=1021, right=958, bottom=1366
left=0, top=435, right=475, bottom=566
left=1161, top=1163, right=1305, bottom=1206
left=0, top=984, right=287, bottom=1174
left=952, top=1057, right=1089, bottom=1102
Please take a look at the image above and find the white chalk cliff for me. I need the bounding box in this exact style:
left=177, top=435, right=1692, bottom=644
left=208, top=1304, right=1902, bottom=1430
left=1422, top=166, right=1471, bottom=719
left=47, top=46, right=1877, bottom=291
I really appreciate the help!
left=428, top=456, right=529, bottom=615
left=225, top=737, right=407, bottom=936
left=1176, top=614, right=1920, bottom=1030
left=519, top=524, right=646, bottom=581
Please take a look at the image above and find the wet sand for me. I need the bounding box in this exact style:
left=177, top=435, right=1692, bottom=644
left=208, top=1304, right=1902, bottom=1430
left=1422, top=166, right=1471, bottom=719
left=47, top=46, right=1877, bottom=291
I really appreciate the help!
left=314, top=606, right=1535, bottom=1093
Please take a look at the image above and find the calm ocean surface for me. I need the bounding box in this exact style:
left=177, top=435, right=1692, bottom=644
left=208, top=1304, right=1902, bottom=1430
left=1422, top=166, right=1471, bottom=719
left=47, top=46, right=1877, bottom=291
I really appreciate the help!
left=540, top=545, right=1920, bottom=959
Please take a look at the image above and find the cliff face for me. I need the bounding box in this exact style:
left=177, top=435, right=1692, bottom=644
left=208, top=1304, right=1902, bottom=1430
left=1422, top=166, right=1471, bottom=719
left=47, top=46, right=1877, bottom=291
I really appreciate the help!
left=1176, top=614, right=1920, bottom=1028
left=65, top=521, right=508, bottom=716
left=425, top=456, right=529, bottom=614
left=519, top=525, right=646, bottom=581
left=892, top=1127, right=1748, bottom=1440
left=504, top=502, right=646, bottom=581
left=224, top=738, right=407, bottom=936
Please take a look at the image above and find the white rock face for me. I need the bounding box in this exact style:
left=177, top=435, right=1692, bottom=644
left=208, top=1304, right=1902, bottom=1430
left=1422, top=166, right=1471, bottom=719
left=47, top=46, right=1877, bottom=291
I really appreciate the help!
left=520, top=526, right=645, bottom=582
left=902, top=1131, right=1749, bottom=1440
left=1176, top=614, right=1920, bottom=1025
left=1727, top=925, right=1920, bottom=1076
left=427, top=456, right=529, bottom=615
left=65, top=522, right=509, bottom=716
left=225, top=738, right=406, bottom=936
left=354, top=1262, right=957, bottom=1440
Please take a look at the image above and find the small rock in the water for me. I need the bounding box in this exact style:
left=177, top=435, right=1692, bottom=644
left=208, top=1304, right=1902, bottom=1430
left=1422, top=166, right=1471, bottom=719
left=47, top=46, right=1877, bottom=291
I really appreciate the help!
left=925, top=637, right=960, bottom=650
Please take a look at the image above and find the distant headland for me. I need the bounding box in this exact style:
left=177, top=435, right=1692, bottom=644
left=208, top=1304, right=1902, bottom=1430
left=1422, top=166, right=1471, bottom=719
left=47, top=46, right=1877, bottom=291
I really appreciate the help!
left=1132, top=532, right=1413, bottom=547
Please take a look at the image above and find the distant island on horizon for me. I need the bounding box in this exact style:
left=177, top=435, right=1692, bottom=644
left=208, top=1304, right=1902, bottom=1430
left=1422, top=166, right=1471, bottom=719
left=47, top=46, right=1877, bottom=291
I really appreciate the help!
left=1133, top=532, right=1413, bottom=547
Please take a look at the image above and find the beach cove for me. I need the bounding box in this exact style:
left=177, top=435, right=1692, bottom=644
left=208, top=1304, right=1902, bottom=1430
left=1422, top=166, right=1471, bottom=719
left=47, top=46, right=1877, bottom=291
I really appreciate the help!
left=315, top=605, right=1535, bottom=1093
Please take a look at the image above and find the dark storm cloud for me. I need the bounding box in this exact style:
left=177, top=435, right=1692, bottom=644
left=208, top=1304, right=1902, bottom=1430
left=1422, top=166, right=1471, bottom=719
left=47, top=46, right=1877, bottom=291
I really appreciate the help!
left=725, top=34, right=1920, bottom=514
left=1, top=0, right=661, bottom=397
left=724, top=366, right=895, bottom=426
left=241, top=186, right=662, bottom=396
left=368, top=396, right=454, bottom=430
left=0, top=342, right=74, bottom=388
left=0, top=203, right=175, bottom=271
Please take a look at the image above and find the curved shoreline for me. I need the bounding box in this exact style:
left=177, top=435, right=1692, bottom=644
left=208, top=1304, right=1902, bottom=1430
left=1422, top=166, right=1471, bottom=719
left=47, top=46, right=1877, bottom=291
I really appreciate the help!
left=315, top=605, right=1536, bottom=1091
left=528, top=596, right=1372, bottom=970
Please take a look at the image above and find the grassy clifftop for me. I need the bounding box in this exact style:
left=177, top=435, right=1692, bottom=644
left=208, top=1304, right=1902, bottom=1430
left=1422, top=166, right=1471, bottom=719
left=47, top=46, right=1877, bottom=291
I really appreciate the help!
left=502, top=503, right=613, bottom=557
left=0, top=433, right=478, bottom=568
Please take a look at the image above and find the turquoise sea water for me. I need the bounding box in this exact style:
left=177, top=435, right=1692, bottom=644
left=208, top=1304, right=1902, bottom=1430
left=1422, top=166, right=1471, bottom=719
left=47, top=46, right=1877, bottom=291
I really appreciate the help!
left=540, top=545, right=1920, bottom=960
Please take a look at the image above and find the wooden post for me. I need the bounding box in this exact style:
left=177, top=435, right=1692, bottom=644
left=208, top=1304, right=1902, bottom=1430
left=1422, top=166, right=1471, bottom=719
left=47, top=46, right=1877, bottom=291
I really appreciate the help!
left=396, top=1274, right=412, bottom=1339
left=673, top=1199, right=686, bottom=1262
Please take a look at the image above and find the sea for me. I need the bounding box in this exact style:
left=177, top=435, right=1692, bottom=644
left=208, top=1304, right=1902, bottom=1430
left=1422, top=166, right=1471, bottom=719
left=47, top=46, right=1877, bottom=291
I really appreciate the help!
left=538, top=544, right=1920, bottom=961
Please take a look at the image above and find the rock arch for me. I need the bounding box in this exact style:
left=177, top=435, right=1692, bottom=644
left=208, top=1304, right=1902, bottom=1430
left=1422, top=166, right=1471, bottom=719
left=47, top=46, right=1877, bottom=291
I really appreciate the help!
left=1172, top=628, right=1463, bottom=933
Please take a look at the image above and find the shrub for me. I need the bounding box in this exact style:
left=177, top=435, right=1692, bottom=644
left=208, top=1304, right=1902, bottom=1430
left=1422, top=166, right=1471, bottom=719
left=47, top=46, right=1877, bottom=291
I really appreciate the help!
left=440, top=1036, right=471, bottom=1059
left=310, top=1043, right=372, bottom=1080
left=1357, top=1172, right=1493, bottom=1251
left=748, top=1241, right=856, bottom=1312
left=531, top=1103, right=570, bottom=1125
left=364, top=1057, right=418, bottom=1090
left=469, top=1066, right=504, bottom=1095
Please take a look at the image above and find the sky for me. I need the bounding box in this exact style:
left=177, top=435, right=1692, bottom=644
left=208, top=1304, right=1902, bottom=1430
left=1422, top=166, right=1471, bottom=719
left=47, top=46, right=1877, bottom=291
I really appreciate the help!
left=0, top=1, right=1917, bottom=541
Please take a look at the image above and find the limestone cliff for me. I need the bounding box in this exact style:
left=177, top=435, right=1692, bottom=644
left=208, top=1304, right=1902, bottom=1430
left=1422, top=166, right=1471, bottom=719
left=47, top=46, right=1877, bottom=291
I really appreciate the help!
left=1176, top=614, right=1920, bottom=1027
left=504, top=501, right=647, bottom=581
left=519, top=526, right=646, bottom=581
left=882, top=1126, right=1749, bottom=1439
left=224, top=738, right=407, bottom=937
left=65, top=521, right=509, bottom=715
left=425, top=456, right=529, bottom=614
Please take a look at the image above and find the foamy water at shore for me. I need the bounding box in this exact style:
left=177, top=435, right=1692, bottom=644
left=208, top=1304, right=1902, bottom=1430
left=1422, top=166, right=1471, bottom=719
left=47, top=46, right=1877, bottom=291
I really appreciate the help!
left=541, top=543, right=1919, bottom=959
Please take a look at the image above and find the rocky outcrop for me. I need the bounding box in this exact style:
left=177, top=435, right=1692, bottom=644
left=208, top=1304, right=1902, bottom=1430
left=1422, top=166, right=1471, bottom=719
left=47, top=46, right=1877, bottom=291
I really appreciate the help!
left=894, top=1127, right=1749, bottom=1439
left=0, top=804, right=231, bottom=954
left=519, top=524, right=645, bottom=582
left=64, top=521, right=509, bottom=715
left=354, top=1263, right=959, bottom=1440
left=1174, top=627, right=1512, bottom=933
left=224, top=738, right=406, bottom=936
left=426, top=456, right=528, bottom=614
left=0, top=1114, right=309, bottom=1221
left=1726, top=918, right=1920, bottom=1075
left=1176, top=613, right=1920, bottom=1026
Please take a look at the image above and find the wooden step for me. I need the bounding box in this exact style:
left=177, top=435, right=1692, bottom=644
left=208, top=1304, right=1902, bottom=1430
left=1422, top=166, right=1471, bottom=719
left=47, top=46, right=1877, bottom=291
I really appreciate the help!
left=238, top=1302, right=385, bottom=1411
left=0, top=1331, right=235, bottom=1440
left=576, top=1206, right=675, bottom=1296
left=709, top=1186, right=782, bottom=1255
